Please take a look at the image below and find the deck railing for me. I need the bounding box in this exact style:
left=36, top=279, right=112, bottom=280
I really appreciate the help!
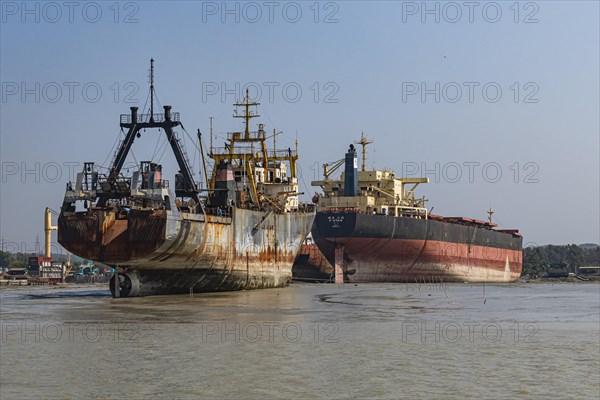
left=120, top=112, right=181, bottom=124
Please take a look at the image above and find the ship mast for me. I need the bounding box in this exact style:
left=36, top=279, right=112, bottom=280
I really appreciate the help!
left=149, top=58, right=155, bottom=122
left=487, top=208, right=494, bottom=224
left=99, top=58, right=202, bottom=209
left=354, top=132, right=373, bottom=172
left=234, top=89, right=260, bottom=139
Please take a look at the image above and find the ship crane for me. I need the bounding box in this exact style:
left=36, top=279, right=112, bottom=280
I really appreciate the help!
left=98, top=59, right=202, bottom=211
left=323, top=158, right=344, bottom=181
left=321, top=132, right=372, bottom=179
left=367, top=185, right=398, bottom=203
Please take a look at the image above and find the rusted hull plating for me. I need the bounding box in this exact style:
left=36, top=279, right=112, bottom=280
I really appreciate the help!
left=312, top=212, right=523, bottom=283
left=292, top=244, right=334, bottom=281
left=58, top=208, right=314, bottom=296
left=316, top=238, right=522, bottom=283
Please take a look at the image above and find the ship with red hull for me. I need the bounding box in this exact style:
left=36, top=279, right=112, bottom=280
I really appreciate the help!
left=311, top=136, right=522, bottom=283
left=292, top=235, right=334, bottom=282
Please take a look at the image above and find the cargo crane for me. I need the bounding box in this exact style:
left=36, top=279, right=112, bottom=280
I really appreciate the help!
left=322, top=158, right=345, bottom=181
left=92, top=59, right=202, bottom=211
left=322, top=132, right=372, bottom=181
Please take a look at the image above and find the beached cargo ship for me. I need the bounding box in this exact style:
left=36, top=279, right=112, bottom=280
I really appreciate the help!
left=311, top=136, right=522, bottom=283
left=292, top=235, right=334, bottom=282
left=58, top=61, right=314, bottom=297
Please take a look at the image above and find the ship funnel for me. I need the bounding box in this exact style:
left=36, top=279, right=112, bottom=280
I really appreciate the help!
left=344, top=144, right=358, bottom=196
left=209, top=160, right=234, bottom=208
left=130, top=106, right=138, bottom=123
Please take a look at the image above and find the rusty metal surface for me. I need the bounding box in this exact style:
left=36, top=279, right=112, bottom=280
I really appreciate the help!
left=321, top=238, right=523, bottom=283
left=292, top=244, right=334, bottom=281
left=59, top=207, right=314, bottom=295
left=58, top=210, right=168, bottom=263
left=312, top=211, right=523, bottom=283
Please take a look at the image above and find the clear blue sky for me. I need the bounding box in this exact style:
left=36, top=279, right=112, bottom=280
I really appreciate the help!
left=1, top=1, right=598, bottom=252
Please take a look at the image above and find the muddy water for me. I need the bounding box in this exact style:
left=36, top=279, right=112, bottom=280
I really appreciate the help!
left=1, top=283, right=598, bottom=399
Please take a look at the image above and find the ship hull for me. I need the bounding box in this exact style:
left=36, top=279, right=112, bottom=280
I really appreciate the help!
left=312, top=211, right=522, bottom=283
left=292, top=243, right=334, bottom=282
left=58, top=207, right=314, bottom=296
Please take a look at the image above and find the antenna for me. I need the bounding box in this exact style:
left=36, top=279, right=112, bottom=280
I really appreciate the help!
left=234, top=89, right=260, bottom=139
left=354, top=132, right=373, bottom=172
left=487, top=207, right=494, bottom=224
left=209, top=116, right=214, bottom=153
left=149, top=58, right=155, bottom=122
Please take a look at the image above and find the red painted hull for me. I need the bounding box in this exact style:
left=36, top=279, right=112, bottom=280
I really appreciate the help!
left=330, top=238, right=522, bottom=283
left=312, top=212, right=523, bottom=283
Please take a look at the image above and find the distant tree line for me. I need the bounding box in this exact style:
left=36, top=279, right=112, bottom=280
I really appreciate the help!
left=0, top=251, right=30, bottom=269
left=523, top=244, right=600, bottom=275
left=0, top=251, right=75, bottom=269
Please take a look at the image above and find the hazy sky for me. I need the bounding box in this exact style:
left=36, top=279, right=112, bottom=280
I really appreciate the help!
left=1, top=1, right=598, bottom=253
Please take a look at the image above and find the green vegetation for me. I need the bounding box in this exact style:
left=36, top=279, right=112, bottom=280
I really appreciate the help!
left=0, top=251, right=80, bottom=269
left=0, top=251, right=31, bottom=269
left=523, top=244, right=599, bottom=276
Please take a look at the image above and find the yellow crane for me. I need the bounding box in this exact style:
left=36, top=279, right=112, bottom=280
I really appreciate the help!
left=322, top=158, right=345, bottom=181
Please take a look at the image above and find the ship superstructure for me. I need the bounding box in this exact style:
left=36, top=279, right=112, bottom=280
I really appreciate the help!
left=311, top=135, right=522, bottom=283
left=58, top=60, right=314, bottom=297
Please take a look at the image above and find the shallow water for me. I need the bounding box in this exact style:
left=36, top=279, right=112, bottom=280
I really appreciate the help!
left=1, top=282, right=599, bottom=399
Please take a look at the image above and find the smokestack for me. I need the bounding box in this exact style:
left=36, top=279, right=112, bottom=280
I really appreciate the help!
left=44, top=208, right=57, bottom=258
left=130, top=106, right=138, bottom=123
left=344, top=144, right=358, bottom=197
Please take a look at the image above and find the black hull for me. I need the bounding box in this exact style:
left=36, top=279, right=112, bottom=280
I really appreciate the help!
left=312, top=212, right=523, bottom=283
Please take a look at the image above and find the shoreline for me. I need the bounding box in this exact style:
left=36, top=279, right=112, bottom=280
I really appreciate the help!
left=1, top=278, right=598, bottom=295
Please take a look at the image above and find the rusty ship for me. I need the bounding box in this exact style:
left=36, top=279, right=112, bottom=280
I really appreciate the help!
left=311, top=135, right=522, bottom=283
left=58, top=61, right=314, bottom=297
left=292, top=234, right=334, bottom=282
